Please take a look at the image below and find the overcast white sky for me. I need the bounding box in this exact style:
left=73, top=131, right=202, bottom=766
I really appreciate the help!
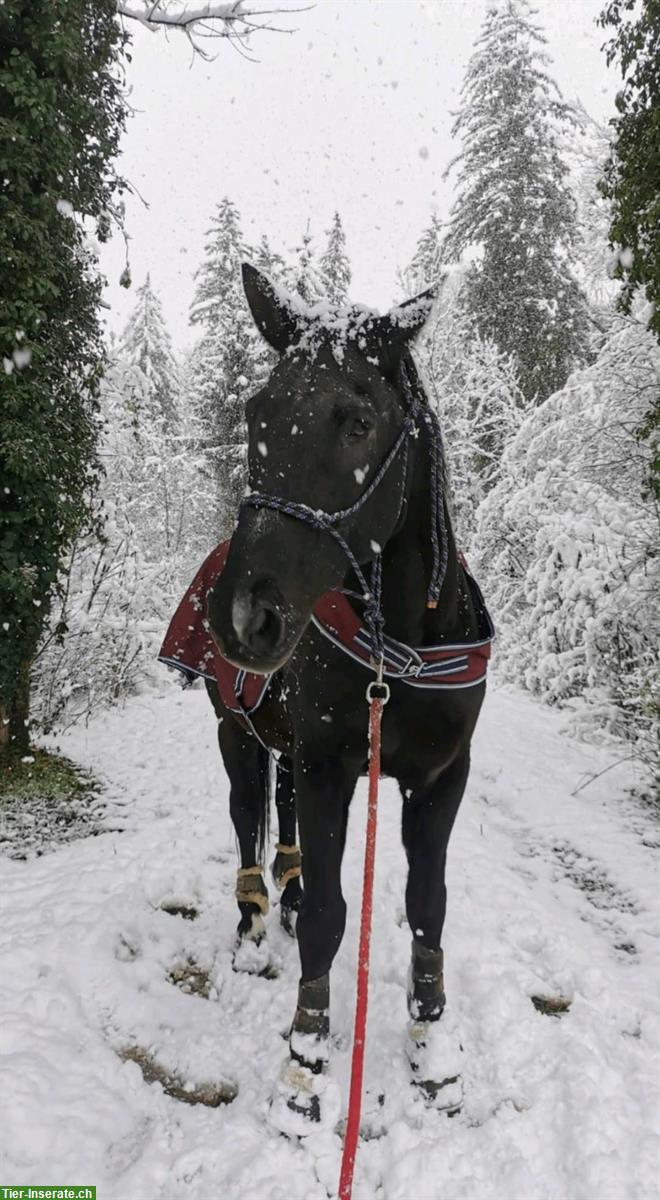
left=101, top=0, right=619, bottom=348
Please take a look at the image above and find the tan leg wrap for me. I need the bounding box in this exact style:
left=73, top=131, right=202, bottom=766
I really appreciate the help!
left=236, top=866, right=269, bottom=915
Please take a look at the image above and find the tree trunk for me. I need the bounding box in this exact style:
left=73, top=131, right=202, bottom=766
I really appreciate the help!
left=0, top=661, right=31, bottom=761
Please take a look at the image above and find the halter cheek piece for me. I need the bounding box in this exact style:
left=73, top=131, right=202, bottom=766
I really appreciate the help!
left=240, top=361, right=449, bottom=671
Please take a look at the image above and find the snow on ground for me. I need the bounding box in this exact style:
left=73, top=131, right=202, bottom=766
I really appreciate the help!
left=1, top=681, right=658, bottom=1200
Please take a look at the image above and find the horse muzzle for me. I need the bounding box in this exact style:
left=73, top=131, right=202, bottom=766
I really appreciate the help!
left=207, top=574, right=296, bottom=675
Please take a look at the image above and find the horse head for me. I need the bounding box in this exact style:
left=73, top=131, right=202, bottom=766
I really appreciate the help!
left=207, top=262, right=434, bottom=674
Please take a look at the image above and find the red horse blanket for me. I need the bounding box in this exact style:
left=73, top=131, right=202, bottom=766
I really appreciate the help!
left=159, top=540, right=494, bottom=720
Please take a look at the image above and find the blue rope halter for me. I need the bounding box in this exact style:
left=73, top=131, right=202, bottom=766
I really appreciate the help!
left=240, top=358, right=448, bottom=672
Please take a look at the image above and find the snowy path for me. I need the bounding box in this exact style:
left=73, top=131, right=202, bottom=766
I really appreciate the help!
left=1, top=683, right=658, bottom=1200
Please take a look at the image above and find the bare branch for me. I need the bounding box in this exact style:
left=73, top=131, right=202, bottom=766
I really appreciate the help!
left=570, top=755, right=637, bottom=797
left=116, top=0, right=308, bottom=50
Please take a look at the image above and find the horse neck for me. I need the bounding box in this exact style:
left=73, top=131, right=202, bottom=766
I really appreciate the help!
left=380, top=420, right=475, bottom=648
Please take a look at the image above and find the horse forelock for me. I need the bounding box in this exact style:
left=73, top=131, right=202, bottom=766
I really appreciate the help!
left=283, top=303, right=382, bottom=367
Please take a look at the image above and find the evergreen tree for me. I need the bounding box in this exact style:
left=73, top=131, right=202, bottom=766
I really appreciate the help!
left=253, top=234, right=287, bottom=283
left=118, top=274, right=179, bottom=425
left=404, top=212, right=444, bottom=294
left=598, top=0, right=660, bottom=499
left=442, top=0, right=591, bottom=403
left=0, top=0, right=127, bottom=756
left=320, top=212, right=351, bottom=305
left=190, top=197, right=245, bottom=331
left=190, top=198, right=267, bottom=531
left=287, top=224, right=325, bottom=305
left=598, top=0, right=660, bottom=340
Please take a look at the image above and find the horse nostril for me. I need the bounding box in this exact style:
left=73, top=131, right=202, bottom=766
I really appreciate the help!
left=232, top=586, right=285, bottom=657
left=247, top=603, right=281, bottom=652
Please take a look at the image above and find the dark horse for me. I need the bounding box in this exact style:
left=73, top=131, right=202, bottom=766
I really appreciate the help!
left=200, top=264, right=490, bottom=1125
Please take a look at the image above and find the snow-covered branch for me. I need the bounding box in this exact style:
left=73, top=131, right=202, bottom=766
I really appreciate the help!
left=116, top=1, right=306, bottom=59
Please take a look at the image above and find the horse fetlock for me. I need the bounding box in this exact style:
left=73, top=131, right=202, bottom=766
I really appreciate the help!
left=279, top=874, right=303, bottom=937
left=407, top=940, right=446, bottom=1021
left=407, top=1009, right=464, bottom=1113
left=237, top=909, right=266, bottom=943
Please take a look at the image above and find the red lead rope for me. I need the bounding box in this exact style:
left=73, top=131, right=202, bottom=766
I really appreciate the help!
left=338, top=683, right=389, bottom=1200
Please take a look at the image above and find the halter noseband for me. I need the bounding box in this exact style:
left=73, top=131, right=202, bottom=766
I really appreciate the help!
left=240, top=359, right=448, bottom=671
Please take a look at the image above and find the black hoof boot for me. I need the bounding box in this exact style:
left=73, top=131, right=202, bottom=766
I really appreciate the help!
left=407, top=943, right=463, bottom=1112
left=408, top=941, right=446, bottom=1021
left=269, top=974, right=340, bottom=1135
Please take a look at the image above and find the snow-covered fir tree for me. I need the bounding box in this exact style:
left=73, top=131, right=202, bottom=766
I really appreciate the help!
left=253, top=233, right=287, bottom=283
left=404, top=212, right=444, bottom=295
left=190, top=197, right=246, bottom=331
left=118, top=274, right=180, bottom=425
left=190, top=197, right=268, bottom=532
left=287, top=223, right=325, bottom=305
left=442, top=0, right=592, bottom=403
left=320, top=211, right=351, bottom=305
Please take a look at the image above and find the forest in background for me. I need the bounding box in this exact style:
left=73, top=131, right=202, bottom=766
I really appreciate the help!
left=7, top=0, right=658, bottom=781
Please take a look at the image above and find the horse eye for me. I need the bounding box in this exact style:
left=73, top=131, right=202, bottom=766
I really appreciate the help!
left=354, top=384, right=369, bottom=398
left=335, top=405, right=373, bottom=439
left=349, top=416, right=370, bottom=439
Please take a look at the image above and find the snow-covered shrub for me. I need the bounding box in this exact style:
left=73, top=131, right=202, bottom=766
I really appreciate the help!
left=415, top=275, right=527, bottom=549
left=473, top=315, right=659, bottom=762
left=32, top=353, right=216, bottom=731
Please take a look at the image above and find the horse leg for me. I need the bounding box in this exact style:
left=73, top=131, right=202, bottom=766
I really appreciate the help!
left=270, top=755, right=303, bottom=936
left=270, top=751, right=359, bottom=1133
left=205, top=682, right=271, bottom=958
left=401, top=751, right=470, bottom=1110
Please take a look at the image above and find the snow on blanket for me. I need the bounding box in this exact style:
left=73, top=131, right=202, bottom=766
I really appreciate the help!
left=0, top=683, right=658, bottom=1200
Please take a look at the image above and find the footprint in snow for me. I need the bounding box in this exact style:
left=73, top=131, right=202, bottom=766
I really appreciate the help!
left=119, top=1045, right=237, bottom=1106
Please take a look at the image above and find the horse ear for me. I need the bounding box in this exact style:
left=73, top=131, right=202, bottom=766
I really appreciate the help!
left=366, top=286, right=437, bottom=379
left=375, top=286, right=437, bottom=347
left=241, top=262, right=305, bottom=353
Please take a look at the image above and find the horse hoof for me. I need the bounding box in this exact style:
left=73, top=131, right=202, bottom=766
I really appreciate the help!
left=414, top=1073, right=462, bottom=1114
left=268, top=1056, right=340, bottom=1137
left=407, top=1011, right=464, bottom=1114
left=336, top=1087, right=386, bottom=1141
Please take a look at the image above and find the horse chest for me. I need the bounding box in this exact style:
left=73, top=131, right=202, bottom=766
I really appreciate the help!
left=256, top=632, right=484, bottom=784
